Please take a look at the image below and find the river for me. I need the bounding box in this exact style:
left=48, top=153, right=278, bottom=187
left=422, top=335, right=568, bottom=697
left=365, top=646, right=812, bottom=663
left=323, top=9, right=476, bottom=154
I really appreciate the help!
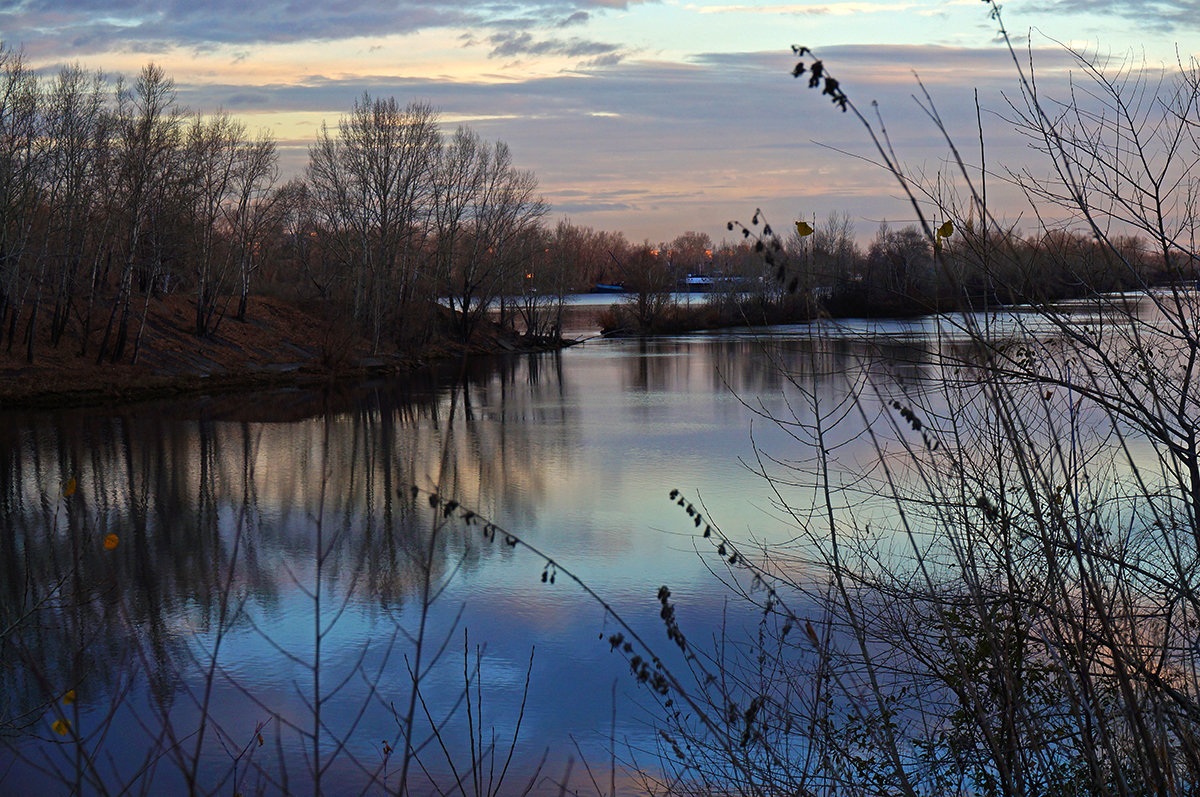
left=0, top=300, right=1136, bottom=794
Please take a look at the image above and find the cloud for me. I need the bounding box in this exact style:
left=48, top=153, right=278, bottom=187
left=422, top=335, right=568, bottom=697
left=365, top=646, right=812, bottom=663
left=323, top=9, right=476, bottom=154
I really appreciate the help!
left=175, top=44, right=1031, bottom=239
left=554, top=200, right=635, bottom=213
left=584, top=52, right=625, bottom=67
left=1, top=0, right=652, bottom=54
left=696, top=43, right=1079, bottom=87
left=558, top=11, right=591, bottom=26
left=18, top=35, right=1120, bottom=243
left=488, top=30, right=625, bottom=60
left=224, top=92, right=272, bottom=107
left=2, top=3, right=460, bottom=54
left=1028, top=0, right=1200, bottom=35
left=689, top=2, right=926, bottom=15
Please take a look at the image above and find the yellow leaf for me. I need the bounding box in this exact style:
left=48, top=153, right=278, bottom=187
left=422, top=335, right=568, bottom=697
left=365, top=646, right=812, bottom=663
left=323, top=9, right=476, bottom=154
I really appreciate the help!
left=62, top=690, right=76, bottom=706
left=103, top=534, right=119, bottom=551
left=795, top=220, right=814, bottom=237
left=52, top=719, right=70, bottom=736
left=62, top=478, right=77, bottom=497
left=937, top=220, right=954, bottom=239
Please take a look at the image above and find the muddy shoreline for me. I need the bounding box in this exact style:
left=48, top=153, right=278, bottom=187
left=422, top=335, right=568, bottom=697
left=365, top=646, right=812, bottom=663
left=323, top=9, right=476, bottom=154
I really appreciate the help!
left=0, top=296, right=569, bottom=412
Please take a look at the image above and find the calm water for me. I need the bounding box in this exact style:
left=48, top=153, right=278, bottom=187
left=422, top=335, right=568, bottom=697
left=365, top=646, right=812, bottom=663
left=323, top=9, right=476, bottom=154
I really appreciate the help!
left=0, top=305, right=1137, bottom=794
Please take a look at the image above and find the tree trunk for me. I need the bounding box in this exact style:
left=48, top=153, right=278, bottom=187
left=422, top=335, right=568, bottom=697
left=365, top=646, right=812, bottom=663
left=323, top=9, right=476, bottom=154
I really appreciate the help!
left=23, top=273, right=42, bottom=363
left=131, top=283, right=153, bottom=364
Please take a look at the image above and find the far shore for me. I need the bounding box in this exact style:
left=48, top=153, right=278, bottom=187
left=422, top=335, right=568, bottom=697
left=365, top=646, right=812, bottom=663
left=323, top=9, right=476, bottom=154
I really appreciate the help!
left=5, top=285, right=1109, bottom=412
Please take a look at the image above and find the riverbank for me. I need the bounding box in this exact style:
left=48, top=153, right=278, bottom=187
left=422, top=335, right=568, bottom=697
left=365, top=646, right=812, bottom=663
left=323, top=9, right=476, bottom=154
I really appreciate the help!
left=0, top=295, right=564, bottom=411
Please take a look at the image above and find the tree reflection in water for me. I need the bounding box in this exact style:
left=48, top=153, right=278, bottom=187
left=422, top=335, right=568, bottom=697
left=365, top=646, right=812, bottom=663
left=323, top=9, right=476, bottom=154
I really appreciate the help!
left=0, top=353, right=585, bottom=794
left=0, top=329, right=958, bottom=793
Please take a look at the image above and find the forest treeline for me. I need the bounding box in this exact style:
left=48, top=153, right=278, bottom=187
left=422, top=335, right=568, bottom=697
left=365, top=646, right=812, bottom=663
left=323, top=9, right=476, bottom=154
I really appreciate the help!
left=2, top=46, right=1189, bottom=365
left=775, top=210, right=1189, bottom=318
left=0, top=49, right=643, bottom=363
left=599, top=210, right=1189, bottom=333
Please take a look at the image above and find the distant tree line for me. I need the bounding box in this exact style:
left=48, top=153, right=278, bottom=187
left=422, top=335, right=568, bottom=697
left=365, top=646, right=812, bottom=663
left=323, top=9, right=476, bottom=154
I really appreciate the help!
left=0, top=48, right=678, bottom=362
left=596, top=212, right=1192, bottom=335
left=597, top=214, right=1192, bottom=334
left=778, top=210, right=1192, bottom=317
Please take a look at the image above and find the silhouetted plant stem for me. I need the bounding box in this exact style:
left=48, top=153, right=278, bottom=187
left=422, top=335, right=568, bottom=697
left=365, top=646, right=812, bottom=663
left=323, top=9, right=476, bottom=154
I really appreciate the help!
left=412, top=482, right=758, bottom=787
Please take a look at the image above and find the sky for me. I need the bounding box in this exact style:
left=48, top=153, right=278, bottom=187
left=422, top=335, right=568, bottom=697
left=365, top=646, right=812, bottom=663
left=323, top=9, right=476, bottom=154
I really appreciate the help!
left=3, top=0, right=1196, bottom=245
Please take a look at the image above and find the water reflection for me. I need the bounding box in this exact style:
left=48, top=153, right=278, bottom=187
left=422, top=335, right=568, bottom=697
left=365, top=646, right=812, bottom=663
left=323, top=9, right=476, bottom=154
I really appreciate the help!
left=1, top=321, right=1099, bottom=793
left=611, top=327, right=939, bottom=400
left=1, top=353, right=594, bottom=792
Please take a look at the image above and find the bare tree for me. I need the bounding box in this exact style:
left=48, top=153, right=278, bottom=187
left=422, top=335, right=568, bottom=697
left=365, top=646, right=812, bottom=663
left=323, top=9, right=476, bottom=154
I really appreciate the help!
left=609, top=244, right=677, bottom=332
left=513, top=218, right=595, bottom=338
left=42, top=65, right=112, bottom=354
left=865, top=222, right=933, bottom=302
left=95, top=63, right=182, bottom=364
left=430, top=126, right=484, bottom=320
left=0, top=45, right=43, bottom=355
left=801, top=210, right=858, bottom=290
left=307, top=95, right=441, bottom=352
left=274, top=178, right=330, bottom=298
left=229, top=131, right=279, bottom=321
left=443, top=139, right=547, bottom=341
left=182, top=111, right=242, bottom=336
